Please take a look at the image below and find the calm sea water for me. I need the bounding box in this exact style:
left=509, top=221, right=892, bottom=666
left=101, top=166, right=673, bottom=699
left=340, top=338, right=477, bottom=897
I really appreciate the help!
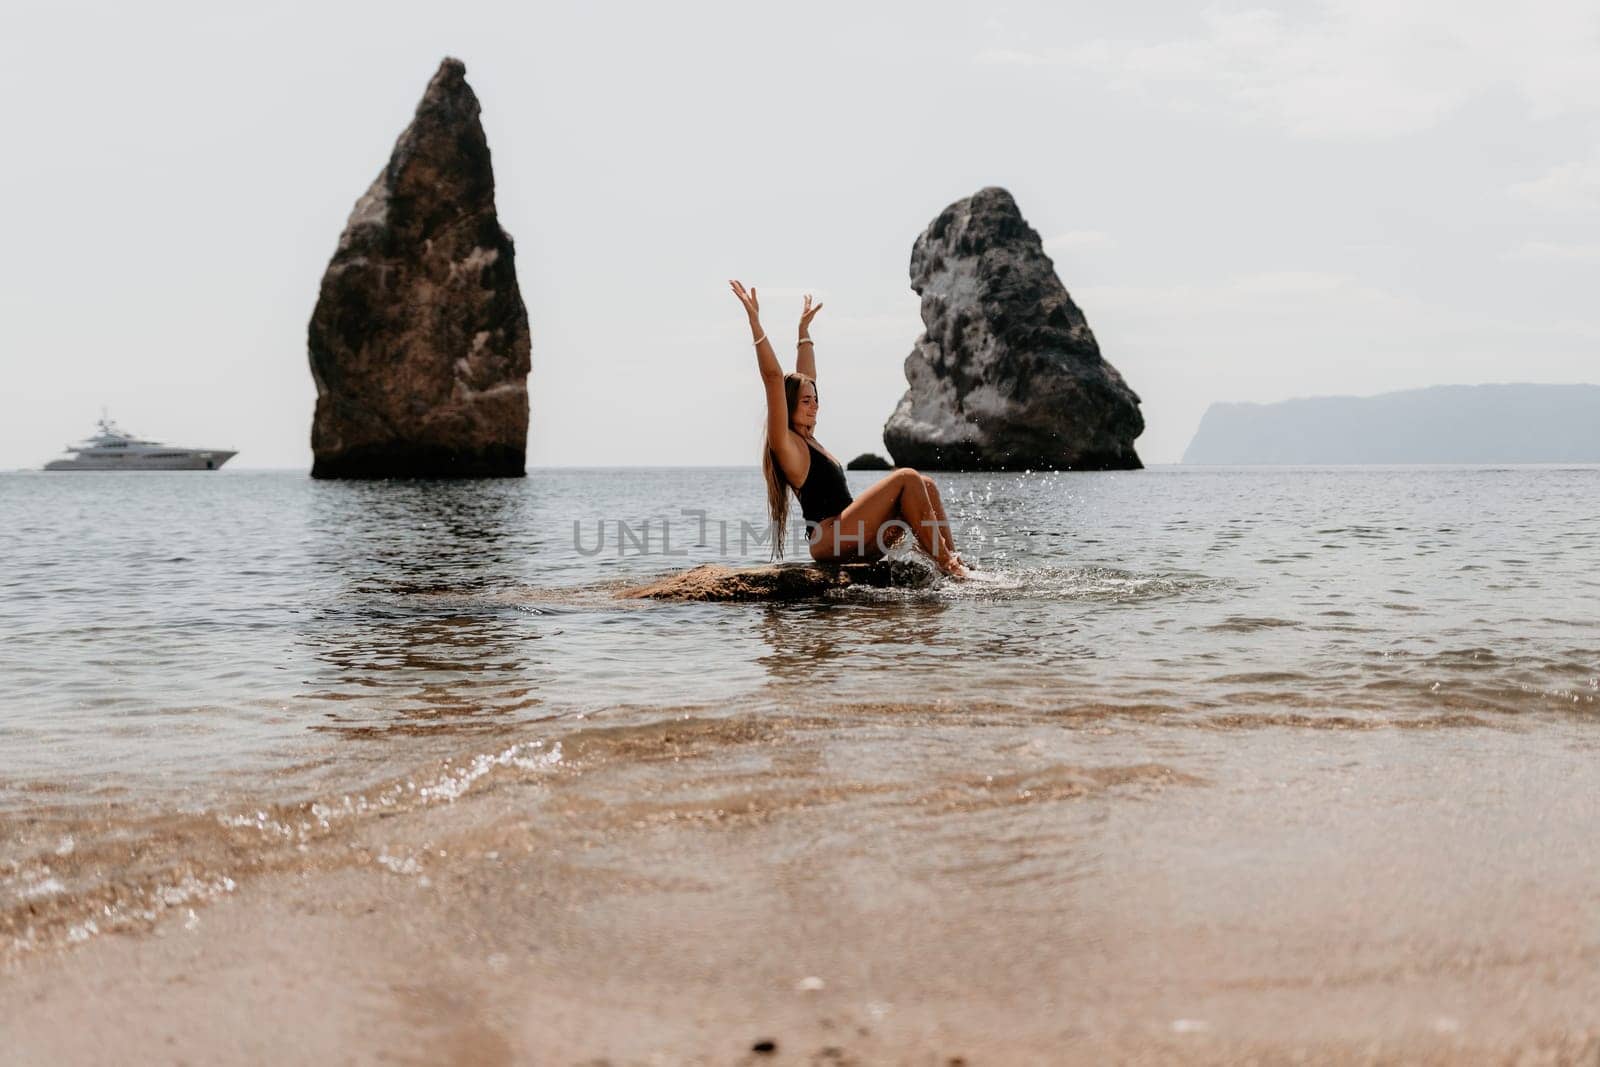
left=2, top=465, right=1597, bottom=951
left=3, top=466, right=1598, bottom=798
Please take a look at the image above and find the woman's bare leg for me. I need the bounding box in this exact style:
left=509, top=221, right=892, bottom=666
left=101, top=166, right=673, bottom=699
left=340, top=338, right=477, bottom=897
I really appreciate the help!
left=919, top=475, right=960, bottom=561
left=907, top=474, right=968, bottom=575
left=811, top=468, right=965, bottom=575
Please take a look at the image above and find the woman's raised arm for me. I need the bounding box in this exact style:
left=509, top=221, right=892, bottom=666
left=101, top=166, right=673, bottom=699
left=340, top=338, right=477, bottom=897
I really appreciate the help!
left=730, top=280, right=783, bottom=381
left=730, top=280, right=803, bottom=475
left=796, top=293, right=823, bottom=380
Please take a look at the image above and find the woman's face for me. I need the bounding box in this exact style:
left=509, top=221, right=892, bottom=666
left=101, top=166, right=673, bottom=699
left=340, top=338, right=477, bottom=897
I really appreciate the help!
left=792, top=381, right=819, bottom=433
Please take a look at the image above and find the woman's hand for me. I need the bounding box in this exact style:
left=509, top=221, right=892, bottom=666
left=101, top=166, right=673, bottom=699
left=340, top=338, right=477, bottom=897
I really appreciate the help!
left=729, top=279, right=760, bottom=323
left=799, top=293, right=824, bottom=331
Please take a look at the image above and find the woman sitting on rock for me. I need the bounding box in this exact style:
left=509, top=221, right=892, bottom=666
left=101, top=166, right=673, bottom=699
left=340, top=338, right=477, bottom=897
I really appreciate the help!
left=729, top=279, right=969, bottom=578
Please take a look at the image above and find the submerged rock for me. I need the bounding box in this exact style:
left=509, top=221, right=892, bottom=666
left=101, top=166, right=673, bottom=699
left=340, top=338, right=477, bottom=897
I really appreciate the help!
left=846, top=452, right=892, bottom=470
left=618, top=561, right=934, bottom=602
left=308, top=58, right=531, bottom=479
left=883, top=187, right=1143, bottom=471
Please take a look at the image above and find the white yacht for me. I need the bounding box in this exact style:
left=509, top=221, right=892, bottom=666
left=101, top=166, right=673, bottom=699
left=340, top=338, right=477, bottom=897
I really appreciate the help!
left=44, top=416, right=237, bottom=471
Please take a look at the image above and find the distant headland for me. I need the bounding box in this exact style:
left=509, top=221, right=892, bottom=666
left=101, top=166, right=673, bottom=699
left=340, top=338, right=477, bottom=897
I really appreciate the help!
left=1182, top=383, right=1600, bottom=465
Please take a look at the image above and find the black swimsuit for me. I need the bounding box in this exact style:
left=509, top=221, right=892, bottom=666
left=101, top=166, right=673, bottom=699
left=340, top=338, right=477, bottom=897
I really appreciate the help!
left=791, top=439, right=854, bottom=523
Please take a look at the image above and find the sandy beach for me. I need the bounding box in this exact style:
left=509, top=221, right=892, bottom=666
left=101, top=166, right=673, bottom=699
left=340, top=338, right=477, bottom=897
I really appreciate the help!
left=7, top=702, right=1600, bottom=1065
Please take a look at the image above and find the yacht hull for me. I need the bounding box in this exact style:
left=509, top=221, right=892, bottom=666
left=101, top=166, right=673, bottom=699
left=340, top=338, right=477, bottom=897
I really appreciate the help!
left=44, top=451, right=237, bottom=471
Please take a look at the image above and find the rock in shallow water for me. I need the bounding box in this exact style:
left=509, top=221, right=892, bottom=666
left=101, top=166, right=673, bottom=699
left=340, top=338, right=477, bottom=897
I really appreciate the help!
left=884, top=187, right=1143, bottom=471
left=308, top=58, right=531, bottom=479
left=619, top=562, right=934, bottom=602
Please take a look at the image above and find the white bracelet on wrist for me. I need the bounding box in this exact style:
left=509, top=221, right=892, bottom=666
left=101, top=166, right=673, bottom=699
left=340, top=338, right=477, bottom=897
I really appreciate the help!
left=797, top=338, right=814, bottom=346
left=752, top=333, right=767, bottom=346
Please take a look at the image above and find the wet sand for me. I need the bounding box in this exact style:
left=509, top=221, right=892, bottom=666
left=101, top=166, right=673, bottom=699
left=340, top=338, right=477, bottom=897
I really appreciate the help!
left=5, top=704, right=1600, bottom=1065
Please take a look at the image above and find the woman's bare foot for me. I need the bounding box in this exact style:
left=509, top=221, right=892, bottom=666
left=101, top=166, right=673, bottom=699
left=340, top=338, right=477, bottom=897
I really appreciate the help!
left=939, top=554, right=971, bottom=580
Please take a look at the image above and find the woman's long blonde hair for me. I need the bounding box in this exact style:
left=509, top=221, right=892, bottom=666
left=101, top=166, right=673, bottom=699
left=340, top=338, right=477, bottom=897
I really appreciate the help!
left=761, top=372, right=813, bottom=559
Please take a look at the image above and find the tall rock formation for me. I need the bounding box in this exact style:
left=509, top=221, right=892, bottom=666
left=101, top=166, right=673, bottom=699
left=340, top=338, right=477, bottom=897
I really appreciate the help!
left=308, top=58, right=530, bottom=479
left=883, top=187, right=1143, bottom=471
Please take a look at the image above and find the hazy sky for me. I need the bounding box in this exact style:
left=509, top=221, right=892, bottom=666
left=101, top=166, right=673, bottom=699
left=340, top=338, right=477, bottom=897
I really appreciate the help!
left=3, top=0, right=1596, bottom=469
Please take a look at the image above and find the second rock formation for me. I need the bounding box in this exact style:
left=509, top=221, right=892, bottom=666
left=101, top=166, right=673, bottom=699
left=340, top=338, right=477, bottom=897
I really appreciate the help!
left=883, top=187, right=1143, bottom=471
